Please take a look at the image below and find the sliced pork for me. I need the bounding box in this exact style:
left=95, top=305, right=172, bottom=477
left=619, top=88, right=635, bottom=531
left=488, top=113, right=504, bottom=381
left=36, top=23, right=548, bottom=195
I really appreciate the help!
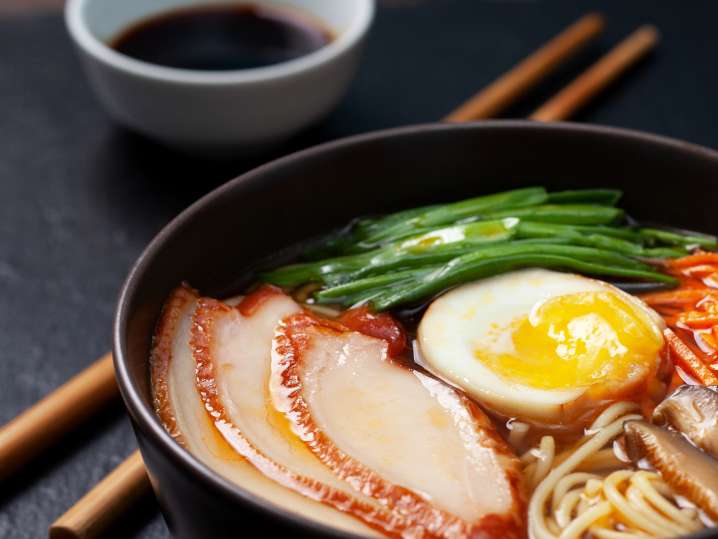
left=188, top=288, right=419, bottom=537
left=150, top=287, right=382, bottom=536
left=271, top=312, right=526, bottom=539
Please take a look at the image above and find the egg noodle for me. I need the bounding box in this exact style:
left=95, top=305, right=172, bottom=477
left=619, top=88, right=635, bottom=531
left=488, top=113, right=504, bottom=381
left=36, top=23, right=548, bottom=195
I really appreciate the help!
left=522, top=402, right=706, bottom=539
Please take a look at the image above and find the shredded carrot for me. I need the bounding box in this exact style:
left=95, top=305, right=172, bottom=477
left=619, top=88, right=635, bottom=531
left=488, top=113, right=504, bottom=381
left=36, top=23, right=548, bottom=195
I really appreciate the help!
left=641, top=252, right=718, bottom=387
left=677, top=313, right=718, bottom=329
left=698, top=295, right=718, bottom=309
left=683, top=264, right=718, bottom=279
left=642, top=288, right=714, bottom=307
left=701, top=330, right=718, bottom=351
left=670, top=252, right=718, bottom=268
left=664, top=329, right=718, bottom=385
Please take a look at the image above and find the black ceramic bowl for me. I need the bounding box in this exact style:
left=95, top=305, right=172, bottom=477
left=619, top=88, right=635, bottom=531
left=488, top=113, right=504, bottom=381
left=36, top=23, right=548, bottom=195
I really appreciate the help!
left=114, top=121, right=718, bottom=539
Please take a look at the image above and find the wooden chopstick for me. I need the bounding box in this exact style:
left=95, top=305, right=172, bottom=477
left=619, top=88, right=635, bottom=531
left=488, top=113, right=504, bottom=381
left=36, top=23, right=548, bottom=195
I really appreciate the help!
left=445, top=13, right=604, bottom=122
left=530, top=25, right=659, bottom=122
left=0, top=352, right=117, bottom=481
left=38, top=18, right=657, bottom=539
left=49, top=451, right=150, bottom=539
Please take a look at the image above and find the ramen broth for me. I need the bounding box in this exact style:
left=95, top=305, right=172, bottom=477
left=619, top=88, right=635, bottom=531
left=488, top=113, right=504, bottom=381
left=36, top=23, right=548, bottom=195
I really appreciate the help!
left=151, top=187, right=718, bottom=538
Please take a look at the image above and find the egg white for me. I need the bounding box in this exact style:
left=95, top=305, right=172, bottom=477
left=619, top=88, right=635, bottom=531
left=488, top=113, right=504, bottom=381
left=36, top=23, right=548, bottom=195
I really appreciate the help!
left=417, top=269, right=664, bottom=423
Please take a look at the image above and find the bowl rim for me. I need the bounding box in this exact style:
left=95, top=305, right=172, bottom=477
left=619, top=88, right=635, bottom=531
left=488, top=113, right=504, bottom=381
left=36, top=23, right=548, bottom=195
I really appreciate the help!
left=65, top=0, right=375, bottom=86
left=113, top=120, right=718, bottom=538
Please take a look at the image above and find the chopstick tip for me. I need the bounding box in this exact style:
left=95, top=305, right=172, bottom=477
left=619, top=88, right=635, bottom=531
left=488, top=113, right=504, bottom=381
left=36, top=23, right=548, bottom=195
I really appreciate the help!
left=583, top=12, right=606, bottom=30
left=625, top=24, right=661, bottom=52
left=638, top=24, right=661, bottom=43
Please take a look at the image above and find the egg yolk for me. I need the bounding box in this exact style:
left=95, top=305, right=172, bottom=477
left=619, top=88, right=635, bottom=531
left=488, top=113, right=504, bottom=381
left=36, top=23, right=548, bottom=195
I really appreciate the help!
left=474, top=291, right=662, bottom=390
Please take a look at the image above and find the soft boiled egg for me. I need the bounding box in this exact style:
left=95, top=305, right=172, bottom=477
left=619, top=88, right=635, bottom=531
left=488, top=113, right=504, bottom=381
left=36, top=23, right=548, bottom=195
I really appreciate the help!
left=417, top=269, right=666, bottom=424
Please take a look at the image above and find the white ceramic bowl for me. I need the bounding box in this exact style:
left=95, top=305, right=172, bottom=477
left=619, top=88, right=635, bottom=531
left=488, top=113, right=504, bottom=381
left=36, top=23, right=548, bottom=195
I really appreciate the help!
left=65, top=0, right=374, bottom=153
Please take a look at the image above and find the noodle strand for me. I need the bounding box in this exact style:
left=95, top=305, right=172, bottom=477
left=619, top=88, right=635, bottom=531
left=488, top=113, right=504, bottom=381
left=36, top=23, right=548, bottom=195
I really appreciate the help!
left=525, top=402, right=704, bottom=539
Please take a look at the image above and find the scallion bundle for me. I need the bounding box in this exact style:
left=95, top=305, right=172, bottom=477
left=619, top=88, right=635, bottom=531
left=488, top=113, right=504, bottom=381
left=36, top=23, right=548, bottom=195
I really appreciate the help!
left=261, top=188, right=717, bottom=310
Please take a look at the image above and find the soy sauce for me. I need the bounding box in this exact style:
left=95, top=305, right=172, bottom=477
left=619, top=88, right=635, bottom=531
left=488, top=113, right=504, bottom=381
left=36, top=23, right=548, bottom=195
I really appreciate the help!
left=110, top=3, right=333, bottom=71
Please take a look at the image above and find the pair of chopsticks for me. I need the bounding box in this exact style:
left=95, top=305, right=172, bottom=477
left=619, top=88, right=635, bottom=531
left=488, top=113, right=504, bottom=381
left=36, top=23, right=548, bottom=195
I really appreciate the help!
left=446, top=14, right=657, bottom=122
left=0, top=13, right=658, bottom=539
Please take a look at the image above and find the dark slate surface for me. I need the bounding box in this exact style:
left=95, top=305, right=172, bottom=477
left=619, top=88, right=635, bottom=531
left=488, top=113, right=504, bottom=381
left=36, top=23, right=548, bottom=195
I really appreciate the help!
left=1, top=1, right=717, bottom=538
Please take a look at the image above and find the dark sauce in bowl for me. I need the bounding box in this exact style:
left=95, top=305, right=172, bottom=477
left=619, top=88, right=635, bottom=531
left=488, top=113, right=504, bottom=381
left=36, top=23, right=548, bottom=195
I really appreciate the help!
left=110, top=3, right=334, bottom=71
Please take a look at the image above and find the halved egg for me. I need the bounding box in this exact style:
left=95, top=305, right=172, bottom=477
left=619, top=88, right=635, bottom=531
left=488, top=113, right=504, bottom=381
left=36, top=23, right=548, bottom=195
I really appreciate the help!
left=417, top=269, right=666, bottom=423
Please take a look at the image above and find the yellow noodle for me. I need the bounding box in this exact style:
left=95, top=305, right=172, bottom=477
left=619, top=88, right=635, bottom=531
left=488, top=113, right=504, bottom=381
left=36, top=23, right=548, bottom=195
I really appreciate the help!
left=575, top=495, right=591, bottom=518
left=603, top=470, right=681, bottom=537
left=508, top=421, right=530, bottom=448
left=528, top=410, right=641, bottom=539
left=554, top=445, right=625, bottom=472
left=585, top=478, right=603, bottom=497
left=526, top=401, right=705, bottom=539
left=554, top=489, right=583, bottom=529
left=590, top=528, right=650, bottom=539
left=624, top=484, right=689, bottom=536
left=630, top=472, right=698, bottom=528
left=547, top=518, right=563, bottom=536
left=589, top=402, right=640, bottom=430
left=532, top=436, right=556, bottom=488
left=552, top=473, right=601, bottom=510
left=558, top=501, right=612, bottom=539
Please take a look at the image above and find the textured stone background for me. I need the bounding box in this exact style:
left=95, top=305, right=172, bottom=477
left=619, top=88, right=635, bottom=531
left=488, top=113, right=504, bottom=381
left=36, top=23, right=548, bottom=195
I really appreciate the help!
left=1, top=1, right=718, bottom=538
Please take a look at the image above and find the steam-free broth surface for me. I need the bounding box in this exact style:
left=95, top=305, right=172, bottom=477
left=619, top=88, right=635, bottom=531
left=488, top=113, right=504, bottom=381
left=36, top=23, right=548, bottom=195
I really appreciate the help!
left=111, top=4, right=333, bottom=71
